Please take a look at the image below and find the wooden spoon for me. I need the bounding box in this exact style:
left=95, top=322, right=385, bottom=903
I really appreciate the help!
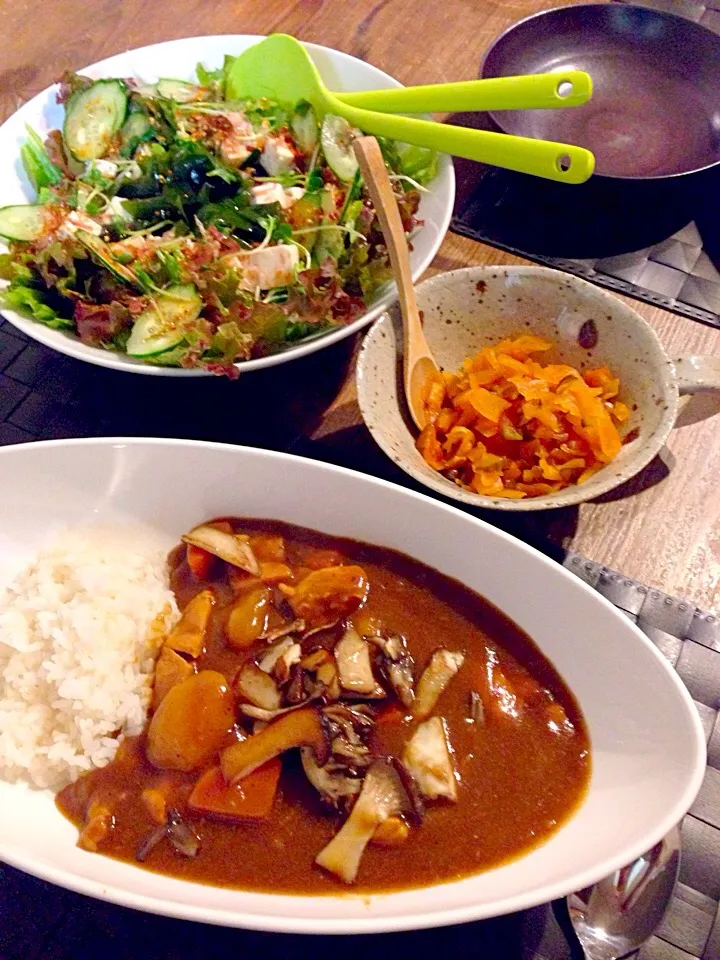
left=353, top=135, right=438, bottom=430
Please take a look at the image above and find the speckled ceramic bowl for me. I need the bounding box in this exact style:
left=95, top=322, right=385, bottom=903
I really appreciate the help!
left=356, top=266, right=720, bottom=512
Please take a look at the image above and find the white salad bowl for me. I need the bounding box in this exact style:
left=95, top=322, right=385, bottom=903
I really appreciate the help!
left=0, top=437, right=705, bottom=934
left=0, top=36, right=454, bottom=375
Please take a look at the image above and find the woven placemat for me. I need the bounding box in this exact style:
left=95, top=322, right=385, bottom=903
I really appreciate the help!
left=561, top=553, right=720, bottom=960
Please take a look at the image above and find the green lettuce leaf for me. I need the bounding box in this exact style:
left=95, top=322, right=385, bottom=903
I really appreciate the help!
left=375, top=137, right=438, bottom=185
left=196, top=62, right=223, bottom=87
left=395, top=142, right=439, bottom=185
left=195, top=55, right=237, bottom=99
left=1, top=284, right=73, bottom=329
left=141, top=342, right=188, bottom=367
left=112, top=327, right=132, bottom=352
left=0, top=255, right=34, bottom=283
left=359, top=256, right=393, bottom=299
left=208, top=320, right=252, bottom=361
left=284, top=318, right=322, bottom=342
left=20, top=126, right=63, bottom=194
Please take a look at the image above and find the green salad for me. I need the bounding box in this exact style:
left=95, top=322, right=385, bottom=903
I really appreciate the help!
left=0, top=57, right=437, bottom=375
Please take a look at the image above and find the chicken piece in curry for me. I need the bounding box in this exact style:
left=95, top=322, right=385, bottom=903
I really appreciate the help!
left=57, top=519, right=590, bottom=893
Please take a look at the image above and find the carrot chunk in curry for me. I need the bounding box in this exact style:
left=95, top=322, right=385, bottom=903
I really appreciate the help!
left=188, top=760, right=282, bottom=820
left=57, top=519, right=590, bottom=894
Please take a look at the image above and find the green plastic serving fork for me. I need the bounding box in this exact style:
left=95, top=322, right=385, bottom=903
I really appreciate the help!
left=225, top=35, right=595, bottom=184
left=337, top=71, right=592, bottom=114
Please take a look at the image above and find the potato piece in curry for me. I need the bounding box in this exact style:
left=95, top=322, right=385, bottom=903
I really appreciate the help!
left=57, top=519, right=590, bottom=894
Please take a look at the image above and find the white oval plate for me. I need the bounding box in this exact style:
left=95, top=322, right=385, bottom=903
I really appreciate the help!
left=0, top=438, right=705, bottom=934
left=0, top=37, right=454, bottom=375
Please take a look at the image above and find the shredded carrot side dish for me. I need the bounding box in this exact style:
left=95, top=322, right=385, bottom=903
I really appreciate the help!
left=416, top=335, right=631, bottom=499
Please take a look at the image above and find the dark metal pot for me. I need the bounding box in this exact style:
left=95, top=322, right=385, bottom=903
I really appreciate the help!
left=481, top=3, right=720, bottom=183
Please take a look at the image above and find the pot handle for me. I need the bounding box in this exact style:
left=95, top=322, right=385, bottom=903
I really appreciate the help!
left=673, top=356, right=720, bottom=396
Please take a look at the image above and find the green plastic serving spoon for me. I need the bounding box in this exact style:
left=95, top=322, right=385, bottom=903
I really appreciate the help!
left=336, top=71, right=593, bottom=113
left=225, top=35, right=595, bottom=184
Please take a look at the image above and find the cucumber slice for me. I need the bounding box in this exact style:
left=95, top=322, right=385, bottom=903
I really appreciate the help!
left=75, top=230, right=142, bottom=287
left=64, top=80, right=128, bottom=162
left=120, top=111, right=152, bottom=153
left=126, top=284, right=202, bottom=357
left=291, top=102, right=318, bottom=154
left=156, top=79, right=203, bottom=103
left=320, top=115, right=359, bottom=182
left=0, top=204, right=49, bottom=241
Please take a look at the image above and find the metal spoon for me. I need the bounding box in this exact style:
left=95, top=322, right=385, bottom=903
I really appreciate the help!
left=353, top=135, right=438, bottom=430
left=567, top=824, right=681, bottom=960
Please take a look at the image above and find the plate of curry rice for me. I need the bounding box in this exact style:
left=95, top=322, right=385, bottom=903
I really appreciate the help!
left=0, top=438, right=704, bottom=932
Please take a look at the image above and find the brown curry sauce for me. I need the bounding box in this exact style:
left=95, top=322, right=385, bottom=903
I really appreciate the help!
left=57, top=519, right=590, bottom=894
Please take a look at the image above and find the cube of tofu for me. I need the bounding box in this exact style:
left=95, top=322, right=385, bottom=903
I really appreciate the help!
left=250, top=182, right=287, bottom=207
left=250, top=183, right=306, bottom=210
left=401, top=716, right=458, bottom=801
left=261, top=136, right=296, bottom=176
left=234, top=244, right=300, bottom=291
left=284, top=186, right=306, bottom=205
left=153, top=647, right=195, bottom=709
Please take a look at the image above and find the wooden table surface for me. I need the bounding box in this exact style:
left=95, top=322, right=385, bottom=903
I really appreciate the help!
left=1, top=0, right=719, bottom=617
left=1, top=2, right=720, bottom=958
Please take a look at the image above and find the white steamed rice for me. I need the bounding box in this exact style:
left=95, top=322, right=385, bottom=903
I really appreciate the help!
left=0, top=526, right=179, bottom=790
